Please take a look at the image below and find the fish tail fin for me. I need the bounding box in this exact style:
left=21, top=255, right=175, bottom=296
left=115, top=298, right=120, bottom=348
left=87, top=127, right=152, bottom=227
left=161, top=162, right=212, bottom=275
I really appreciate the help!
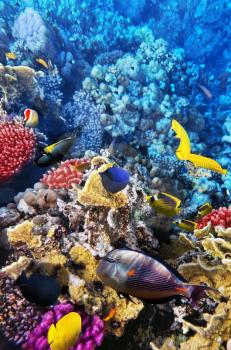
left=186, top=284, right=218, bottom=306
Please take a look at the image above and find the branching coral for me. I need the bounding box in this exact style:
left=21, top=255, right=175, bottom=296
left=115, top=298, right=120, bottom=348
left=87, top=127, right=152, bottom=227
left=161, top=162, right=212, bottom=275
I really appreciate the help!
left=63, top=90, right=103, bottom=157
left=0, top=122, right=36, bottom=183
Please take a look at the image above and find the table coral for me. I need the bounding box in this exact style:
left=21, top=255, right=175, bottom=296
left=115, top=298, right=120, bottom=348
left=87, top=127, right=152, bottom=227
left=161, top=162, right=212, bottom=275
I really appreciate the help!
left=41, top=159, right=90, bottom=189
left=0, top=122, right=36, bottom=183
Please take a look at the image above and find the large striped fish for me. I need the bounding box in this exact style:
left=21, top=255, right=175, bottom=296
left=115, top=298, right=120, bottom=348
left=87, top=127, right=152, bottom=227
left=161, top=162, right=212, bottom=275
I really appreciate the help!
left=97, top=249, right=218, bottom=305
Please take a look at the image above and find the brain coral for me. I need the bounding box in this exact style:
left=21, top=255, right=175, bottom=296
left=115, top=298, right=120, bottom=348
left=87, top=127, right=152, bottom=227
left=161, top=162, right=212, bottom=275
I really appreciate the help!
left=0, top=122, right=36, bottom=183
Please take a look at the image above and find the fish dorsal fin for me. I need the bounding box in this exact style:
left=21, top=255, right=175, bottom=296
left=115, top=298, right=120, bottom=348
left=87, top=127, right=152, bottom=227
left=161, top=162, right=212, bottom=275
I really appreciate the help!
left=160, top=192, right=181, bottom=209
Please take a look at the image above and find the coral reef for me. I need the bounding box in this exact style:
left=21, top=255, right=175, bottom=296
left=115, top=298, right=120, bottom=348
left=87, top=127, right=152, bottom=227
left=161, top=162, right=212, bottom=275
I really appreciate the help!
left=41, top=159, right=90, bottom=189
left=23, top=302, right=104, bottom=350
left=0, top=122, right=36, bottom=183
left=197, top=207, right=231, bottom=230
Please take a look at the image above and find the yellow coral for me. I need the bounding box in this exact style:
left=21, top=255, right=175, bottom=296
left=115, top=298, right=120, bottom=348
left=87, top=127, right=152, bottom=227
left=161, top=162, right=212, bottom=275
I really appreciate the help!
left=77, top=161, right=128, bottom=209
left=1, top=256, right=32, bottom=279
left=7, top=220, right=42, bottom=248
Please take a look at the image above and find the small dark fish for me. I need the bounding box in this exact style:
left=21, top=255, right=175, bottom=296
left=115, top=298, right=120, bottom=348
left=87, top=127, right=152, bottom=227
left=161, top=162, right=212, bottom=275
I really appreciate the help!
left=99, top=165, right=129, bottom=193
left=35, top=137, right=74, bottom=167
left=15, top=272, right=61, bottom=306
left=97, top=249, right=218, bottom=305
left=196, top=202, right=212, bottom=219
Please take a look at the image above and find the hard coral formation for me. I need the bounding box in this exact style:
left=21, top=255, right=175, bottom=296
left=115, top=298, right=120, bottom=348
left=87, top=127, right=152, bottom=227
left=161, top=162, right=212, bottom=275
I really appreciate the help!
left=77, top=161, right=128, bottom=209
left=41, top=159, right=89, bottom=189
left=0, top=122, right=36, bottom=183
left=197, top=207, right=231, bottom=229
left=0, top=65, right=44, bottom=106
left=23, top=302, right=104, bottom=350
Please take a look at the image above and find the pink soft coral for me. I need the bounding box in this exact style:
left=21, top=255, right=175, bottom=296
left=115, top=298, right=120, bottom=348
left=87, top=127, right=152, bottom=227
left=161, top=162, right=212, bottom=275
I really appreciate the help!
left=0, top=122, right=36, bottom=183
left=197, top=207, right=231, bottom=229
left=40, top=159, right=89, bottom=189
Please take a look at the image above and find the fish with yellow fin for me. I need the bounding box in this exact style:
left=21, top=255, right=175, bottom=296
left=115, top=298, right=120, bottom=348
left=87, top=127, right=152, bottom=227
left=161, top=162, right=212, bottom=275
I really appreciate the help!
left=188, top=153, right=228, bottom=175
left=146, top=192, right=182, bottom=217
left=36, top=57, right=50, bottom=69
left=5, top=52, right=17, bottom=60
left=173, top=219, right=197, bottom=232
left=35, top=137, right=74, bottom=167
left=171, top=119, right=228, bottom=175
left=196, top=202, right=212, bottom=219
left=48, top=312, right=82, bottom=350
left=171, top=119, right=191, bottom=160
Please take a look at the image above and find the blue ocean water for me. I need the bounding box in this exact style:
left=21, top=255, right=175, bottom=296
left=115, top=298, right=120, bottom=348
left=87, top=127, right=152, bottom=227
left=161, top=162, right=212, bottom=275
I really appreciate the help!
left=0, top=0, right=230, bottom=349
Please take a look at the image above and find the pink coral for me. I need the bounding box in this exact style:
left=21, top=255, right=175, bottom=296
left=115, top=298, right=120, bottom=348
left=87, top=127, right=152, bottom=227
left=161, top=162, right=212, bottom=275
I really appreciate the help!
left=23, top=302, right=104, bottom=350
left=0, top=122, right=36, bottom=183
left=41, top=159, right=89, bottom=189
left=197, top=207, right=231, bottom=229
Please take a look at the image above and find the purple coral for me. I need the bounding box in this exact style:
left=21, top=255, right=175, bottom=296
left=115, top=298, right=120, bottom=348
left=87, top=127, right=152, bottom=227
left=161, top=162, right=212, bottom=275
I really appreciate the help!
left=23, top=302, right=104, bottom=350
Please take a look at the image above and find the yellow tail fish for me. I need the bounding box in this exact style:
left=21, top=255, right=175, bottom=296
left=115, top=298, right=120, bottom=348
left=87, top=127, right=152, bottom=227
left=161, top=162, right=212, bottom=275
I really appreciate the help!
left=173, top=219, right=197, bottom=232
left=5, top=52, right=17, bottom=60
left=36, top=58, right=49, bottom=69
left=196, top=202, right=212, bottom=218
left=188, top=153, right=228, bottom=175
left=171, top=119, right=228, bottom=175
left=48, top=312, right=82, bottom=350
left=44, top=137, right=74, bottom=156
left=146, top=192, right=182, bottom=217
left=171, top=119, right=191, bottom=160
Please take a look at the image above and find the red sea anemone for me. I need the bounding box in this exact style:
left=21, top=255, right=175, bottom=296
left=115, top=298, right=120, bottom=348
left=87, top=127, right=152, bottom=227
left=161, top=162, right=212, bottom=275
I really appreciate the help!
left=0, top=122, right=36, bottom=183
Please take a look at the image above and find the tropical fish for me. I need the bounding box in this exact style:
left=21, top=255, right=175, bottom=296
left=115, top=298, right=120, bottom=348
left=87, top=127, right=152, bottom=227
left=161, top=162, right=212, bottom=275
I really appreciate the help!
left=44, top=137, right=74, bottom=156
left=35, top=137, right=74, bottom=167
left=188, top=153, right=228, bottom=175
left=36, top=57, right=49, bottom=69
left=97, top=249, right=218, bottom=305
left=99, top=165, right=130, bottom=193
left=48, top=312, right=82, bottom=350
left=197, top=83, right=212, bottom=99
left=15, top=272, right=61, bottom=306
left=171, top=120, right=228, bottom=175
left=196, top=202, right=212, bottom=219
left=173, top=219, right=197, bottom=232
left=171, top=119, right=191, bottom=160
left=5, top=52, right=17, bottom=60
left=146, top=192, right=182, bottom=217
left=23, top=108, right=39, bottom=128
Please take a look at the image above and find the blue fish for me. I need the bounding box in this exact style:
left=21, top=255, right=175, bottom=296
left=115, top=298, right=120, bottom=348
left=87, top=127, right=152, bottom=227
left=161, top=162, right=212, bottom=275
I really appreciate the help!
left=15, top=272, right=61, bottom=306
left=97, top=249, right=218, bottom=305
left=99, top=166, right=129, bottom=193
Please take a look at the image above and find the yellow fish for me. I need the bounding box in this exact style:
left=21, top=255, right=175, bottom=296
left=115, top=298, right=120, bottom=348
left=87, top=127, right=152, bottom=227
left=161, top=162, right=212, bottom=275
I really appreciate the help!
left=47, top=312, right=81, bottom=350
left=196, top=202, right=212, bottom=219
left=171, top=119, right=191, bottom=160
left=5, top=52, right=17, bottom=60
left=173, top=219, right=197, bottom=232
left=188, top=153, right=228, bottom=175
left=171, top=119, right=228, bottom=175
left=146, top=192, right=182, bottom=217
left=36, top=58, right=49, bottom=69
left=44, top=137, right=74, bottom=156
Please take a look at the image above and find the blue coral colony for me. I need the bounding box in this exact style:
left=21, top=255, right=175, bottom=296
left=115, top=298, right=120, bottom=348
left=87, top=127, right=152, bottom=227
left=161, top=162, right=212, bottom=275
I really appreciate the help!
left=0, top=1, right=231, bottom=350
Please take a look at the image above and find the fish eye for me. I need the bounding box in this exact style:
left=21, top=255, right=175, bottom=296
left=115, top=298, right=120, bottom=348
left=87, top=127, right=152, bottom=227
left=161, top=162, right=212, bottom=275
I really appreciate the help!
left=104, top=256, right=116, bottom=263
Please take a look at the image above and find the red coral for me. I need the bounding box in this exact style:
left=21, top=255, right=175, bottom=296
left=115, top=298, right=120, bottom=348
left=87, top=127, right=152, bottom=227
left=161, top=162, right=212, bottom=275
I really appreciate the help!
left=41, top=159, right=89, bottom=189
left=197, top=207, right=231, bottom=229
left=0, top=122, right=36, bottom=183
